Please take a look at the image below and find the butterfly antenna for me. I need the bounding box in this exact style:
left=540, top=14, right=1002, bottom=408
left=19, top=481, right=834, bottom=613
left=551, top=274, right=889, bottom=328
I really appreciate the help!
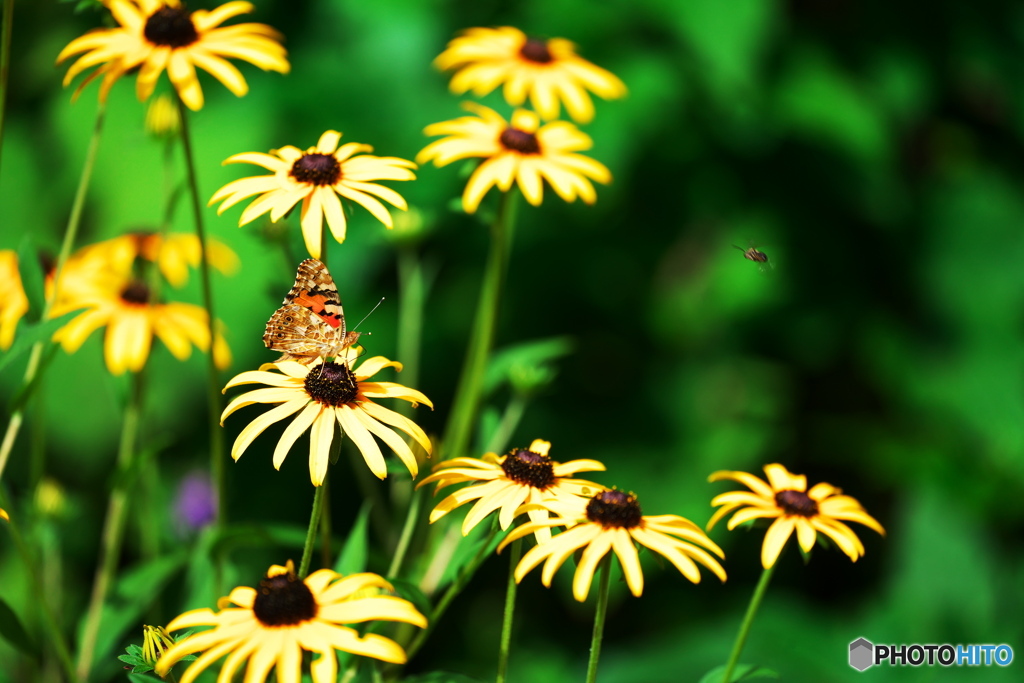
left=352, top=297, right=385, bottom=332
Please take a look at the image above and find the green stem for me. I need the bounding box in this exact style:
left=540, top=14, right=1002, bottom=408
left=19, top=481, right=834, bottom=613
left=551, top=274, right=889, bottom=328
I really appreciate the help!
left=720, top=562, right=776, bottom=683
left=176, top=97, right=225, bottom=526
left=395, top=246, right=425, bottom=419
left=320, top=474, right=332, bottom=569
left=76, top=371, right=145, bottom=681
left=403, top=527, right=498, bottom=664
left=495, top=537, right=522, bottom=683
left=0, top=488, right=75, bottom=682
left=441, top=191, right=518, bottom=460
left=386, top=485, right=421, bottom=579
left=0, top=105, right=106, bottom=483
left=584, top=555, right=613, bottom=683
left=0, top=0, right=14, bottom=175
left=298, top=484, right=326, bottom=578
left=299, top=481, right=327, bottom=578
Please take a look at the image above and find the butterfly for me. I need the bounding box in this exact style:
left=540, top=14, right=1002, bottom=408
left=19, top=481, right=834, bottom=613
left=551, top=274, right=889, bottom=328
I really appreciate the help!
left=263, top=259, right=362, bottom=365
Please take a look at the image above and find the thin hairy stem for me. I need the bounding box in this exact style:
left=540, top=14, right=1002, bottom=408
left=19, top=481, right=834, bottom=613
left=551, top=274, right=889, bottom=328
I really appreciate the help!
left=441, top=191, right=518, bottom=461
left=720, top=562, right=776, bottom=683
left=76, top=371, right=145, bottom=680
left=584, top=555, right=613, bottom=683
left=176, top=97, right=225, bottom=525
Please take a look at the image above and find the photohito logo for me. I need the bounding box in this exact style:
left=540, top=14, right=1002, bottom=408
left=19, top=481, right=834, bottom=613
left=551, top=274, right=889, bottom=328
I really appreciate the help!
left=849, top=638, right=1014, bottom=671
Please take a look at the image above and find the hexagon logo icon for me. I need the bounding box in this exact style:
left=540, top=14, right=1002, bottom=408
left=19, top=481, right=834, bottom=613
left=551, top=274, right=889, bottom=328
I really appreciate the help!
left=850, top=638, right=874, bottom=671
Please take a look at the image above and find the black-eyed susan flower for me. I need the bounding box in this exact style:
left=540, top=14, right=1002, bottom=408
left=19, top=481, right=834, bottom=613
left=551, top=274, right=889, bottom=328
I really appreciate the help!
left=417, top=103, right=610, bottom=213
left=209, top=130, right=416, bottom=259
left=418, top=438, right=604, bottom=542
left=135, top=232, right=240, bottom=287
left=0, top=251, right=29, bottom=350
left=50, top=243, right=231, bottom=375
left=434, top=27, right=626, bottom=124
left=501, top=489, right=726, bottom=601
left=57, top=0, right=289, bottom=111
left=156, top=562, right=427, bottom=683
left=221, top=352, right=431, bottom=486
left=707, top=463, right=885, bottom=569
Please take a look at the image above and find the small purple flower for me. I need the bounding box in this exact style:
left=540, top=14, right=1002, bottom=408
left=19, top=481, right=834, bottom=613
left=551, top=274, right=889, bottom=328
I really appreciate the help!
left=174, top=472, right=217, bottom=533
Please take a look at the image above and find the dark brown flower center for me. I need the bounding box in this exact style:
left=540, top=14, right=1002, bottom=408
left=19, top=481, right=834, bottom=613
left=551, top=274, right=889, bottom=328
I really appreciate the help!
left=304, top=362, right=359, bottom=406
left=500, top=449, right=555, bottom=489
left=586, top=490, right=642, bottom=529
left=291, top=153, right=342, bottom=186
left=120, top=280, right=151, bottom=305
left=520, top=38, right=554, bottom=64
left=775, top=490, right=819, bottom=517
left=500, top=128, right=540, bottom=155
left=252, top=568, right=318, bottom=626
left=143, top=7, right=199, bottom=48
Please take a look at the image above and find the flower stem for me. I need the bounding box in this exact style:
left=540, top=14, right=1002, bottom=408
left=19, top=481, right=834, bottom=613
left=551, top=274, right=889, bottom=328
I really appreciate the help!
left=0, top=487, right=75, bottom=682
left=441, top=191, right=518, bottom=460
left=0, top=104, right=106, bottom=483
left=495, top=537, right=522, bottom=683
left=720, top=562, right=776, bottom=683
left=298, top=478, right=327, bottom=578
left=0, top=0, right=14, bottom=174
left=395, top=246, right=426, bottom=418
left=76, top=371, right=144, bottom=681
left=386, top=485, right=421, bottom=579
left=176, top=97, right=225, bottom=525
left=584, top=555, right=613, bottom=683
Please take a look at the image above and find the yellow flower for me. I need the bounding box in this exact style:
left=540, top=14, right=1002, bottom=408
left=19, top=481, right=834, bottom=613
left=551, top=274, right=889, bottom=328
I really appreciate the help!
left=50, top=242, right=231, bottom=375
left=0, top=251, right=30, bottom=350
left=418, top=438, right=604, bottom=543
left=209, top=130, right=416, bottom=259
left=144, top=92, right=180, bottom=138
left=435, top=26, right=626, bottom=124
left=707, top=463, right=885, bottom=569
left=141, top=625, right=175, bottom=668
left=221, top=352, right=432, bottom=486
left=57, top=0, right=289, bottom=111
left=156, top=561, right=427, bottom=683
left=417, top=103, right=610, bottom=213
left=501, top=489, right=726, bottom=601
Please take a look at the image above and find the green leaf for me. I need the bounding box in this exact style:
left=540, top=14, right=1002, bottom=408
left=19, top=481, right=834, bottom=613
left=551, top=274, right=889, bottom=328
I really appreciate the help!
left=127, top=674, right=165, bottom=683
left=0, top=310, right=78, bottom=374
left=435, top=523, right=503, bottom=592
left=16, top=237, right=45, bottom=321
left=699, top=663, right=779, bottom=683
left=482, top=336, right=574, bottom=394
left=334, top=503, right=371, bottom=575
left=0, top=596, right=37, bottom=657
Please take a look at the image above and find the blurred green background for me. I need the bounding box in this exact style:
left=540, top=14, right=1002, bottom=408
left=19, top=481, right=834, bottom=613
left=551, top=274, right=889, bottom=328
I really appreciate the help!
left=2, top=0, right=1023, bottom=681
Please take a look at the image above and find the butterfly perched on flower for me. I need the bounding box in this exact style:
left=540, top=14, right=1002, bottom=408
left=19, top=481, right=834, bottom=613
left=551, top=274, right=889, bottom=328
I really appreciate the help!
left=263, top=259, right=362, bottom=364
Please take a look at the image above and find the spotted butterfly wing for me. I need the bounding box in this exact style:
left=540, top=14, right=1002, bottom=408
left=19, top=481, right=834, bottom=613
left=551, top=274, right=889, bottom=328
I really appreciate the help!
left=263, top=259, right=362, bottom=364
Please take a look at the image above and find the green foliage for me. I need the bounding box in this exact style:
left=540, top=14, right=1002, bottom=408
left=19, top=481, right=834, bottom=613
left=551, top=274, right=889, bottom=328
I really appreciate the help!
left=3, top=0, right=1024, bottom=681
